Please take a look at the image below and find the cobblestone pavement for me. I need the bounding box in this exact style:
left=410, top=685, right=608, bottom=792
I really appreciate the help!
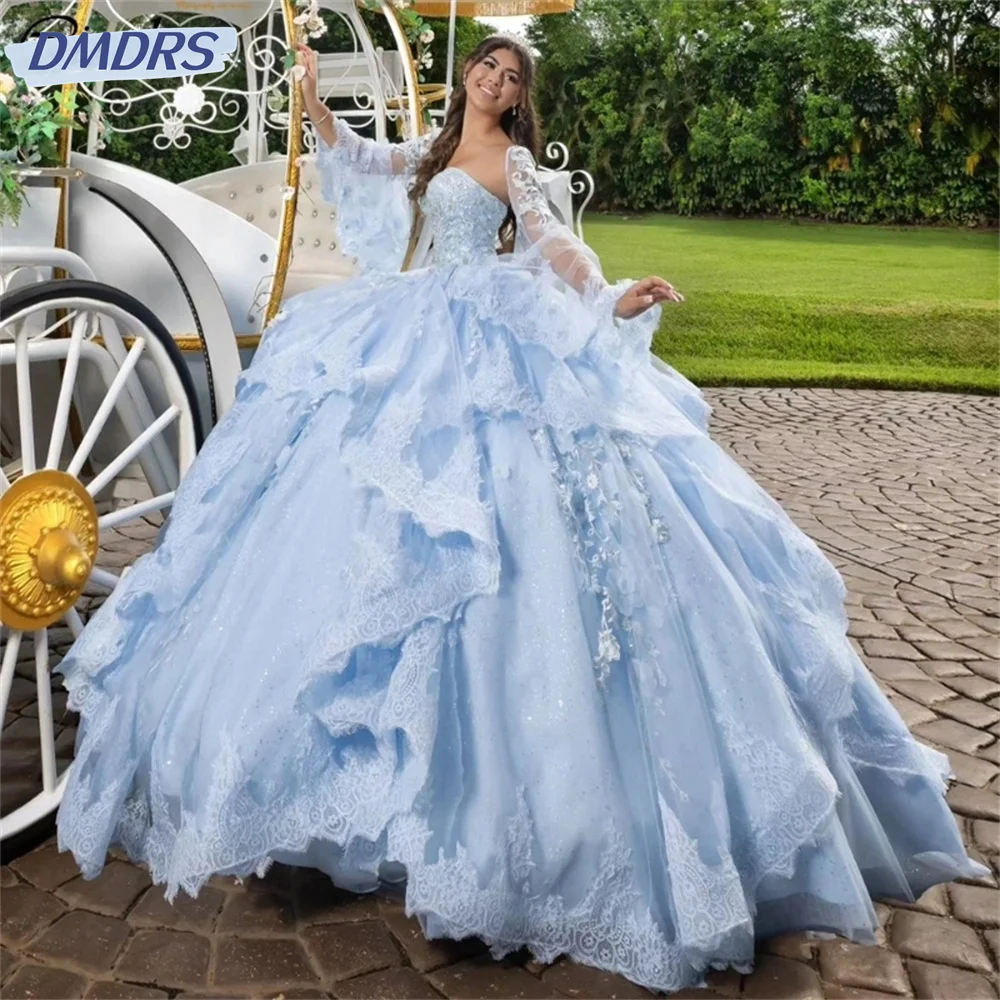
left=1, top=388, right=997, bottom=1000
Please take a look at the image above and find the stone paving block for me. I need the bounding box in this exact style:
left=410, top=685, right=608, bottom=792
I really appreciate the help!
left=817, top=940, right=909, bottom=995
left=913, top=718, right=994, bottom=754
left=331, top=967, right=440, bottom=999
left=5, top=679, right=36, bottom=714
left=292, top=873, right=380, bottom=925
left=0, top=885, right=67, bottom=947
left=974, top=819, right=1000, bottom=853
left=889, top=679, right=958, bottom=706
left=921, top=659, right=974, bottom=678
left=865, top=658, right=930, bottom=683
left=860, top=639, right=924, bottom=660
left=886, top=883, right=950, bottom=916
left=0, top=866, right=19, bottom=888
left=1, top=944, right=21, bottom=984
left=762, top=933, right=816, bottom=962
left=886, top=694, right=937, bottom=728
left=128, top=884, right=226, bottom=932
left=946, top=748, right=1000, bottom=788
left=11, top=842, right=85, bottom=891
left=301, top=921, right=401, bottom=983
left=214, top=937, right=319, bottom=990
left=28, top=910, right=129, bottom=976
left=742, top=955, right=822, bottom=999
left=948, top=784, right=1000, bottom=820
left=907, top=960, right=997, bottom=1000
left=428, top=958, right=563, bottom=999
left=890, top=909, right=993, bottom=973
left=216, top=888, right=296, bottom=934
left=946, top=675, right=1000, bottom=701
left=981, top=740, right=1000, bottom=765
left=965, top=635, right=1000, bottom=658
left=848, top=621, right=898, bottom=640
left=985, top=927, right=1000, bottom=964
left=380, top=906, right=484, bottom=973
left=540, top=960, right=653, bottom=998
left=970, top=660, right=1000, bottom=682
left=949, top=883, right=1000, bottom=925
left=114, top=929, right=211, bottom=990
left=914, top=639, right=988, bottom=660
left=56, top=861, right=152, bottom=917
left=85, top=981, right=169, bottom=998
left=937, top=697, right=1000, bottom=729
left=1, top=963, right=89, bottom=999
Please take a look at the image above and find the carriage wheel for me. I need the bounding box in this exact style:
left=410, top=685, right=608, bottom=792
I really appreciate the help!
left=0, top=279, right=202, bottom=844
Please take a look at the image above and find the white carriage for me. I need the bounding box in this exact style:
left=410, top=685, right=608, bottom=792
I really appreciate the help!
left=0, top=0, right=588, bottom=845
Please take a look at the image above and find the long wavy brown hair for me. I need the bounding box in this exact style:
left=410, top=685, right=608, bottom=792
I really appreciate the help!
left=409, top=36, right=541, bottom=254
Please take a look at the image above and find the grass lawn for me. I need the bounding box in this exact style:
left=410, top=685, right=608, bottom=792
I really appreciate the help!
left=587, top=214, right=998, bottom=393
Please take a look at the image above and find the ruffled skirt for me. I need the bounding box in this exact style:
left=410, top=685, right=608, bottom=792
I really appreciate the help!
left=56, top=261, right=985, bottom=993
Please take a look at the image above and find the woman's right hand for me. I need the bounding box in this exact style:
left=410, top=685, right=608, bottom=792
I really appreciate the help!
left=295, top=44, right=320, bottom=108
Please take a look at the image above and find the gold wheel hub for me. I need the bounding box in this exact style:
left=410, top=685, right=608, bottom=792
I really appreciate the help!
left=0, top=470, right=98, bottom=630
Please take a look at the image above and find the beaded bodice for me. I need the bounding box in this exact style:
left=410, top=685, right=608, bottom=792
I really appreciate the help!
left=421, top=168, right=508, bottom=268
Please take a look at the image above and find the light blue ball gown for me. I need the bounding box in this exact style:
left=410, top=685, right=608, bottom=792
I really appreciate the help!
left=55, top=122, right=986, bottom=993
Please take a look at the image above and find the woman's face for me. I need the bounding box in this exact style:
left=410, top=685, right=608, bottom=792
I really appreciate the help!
left=464, top=47, right=523, bottom=118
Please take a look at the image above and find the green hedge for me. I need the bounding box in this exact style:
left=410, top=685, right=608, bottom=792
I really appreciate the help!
left=529, top=0, right=998, bottom=226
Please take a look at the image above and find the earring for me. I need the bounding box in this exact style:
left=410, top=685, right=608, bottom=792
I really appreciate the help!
left=512, top=106, right=520, bottom=119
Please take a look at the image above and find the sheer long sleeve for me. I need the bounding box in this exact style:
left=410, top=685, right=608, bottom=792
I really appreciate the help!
left=314, top=120, right=438, bottom=272
left=317, top=118, right=437, bottom=178
left=505, top=145, right=662, bottom=360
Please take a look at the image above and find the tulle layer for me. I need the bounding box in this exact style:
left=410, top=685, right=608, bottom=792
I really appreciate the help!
left=56, top=263, right=985, bottom=993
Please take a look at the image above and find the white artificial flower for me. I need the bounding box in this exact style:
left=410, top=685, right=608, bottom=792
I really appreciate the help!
left=0, top=93, right=7, bottom=106
left=0, top=73, right=16, bottom=97
left=420, top=49, right=433, bottom=69
left=741, top=20, right=754, bottom=30
left=173, top=82, right=206, bottom=116
left=290, top=63, right=306, bottom=82
left=420, top=27, right=434, bottom=44
left=293, top=11, right=310, bottom=23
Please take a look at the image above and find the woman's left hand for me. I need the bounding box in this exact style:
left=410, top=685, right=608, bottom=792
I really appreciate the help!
left=614, top=277, right=683, bottom=319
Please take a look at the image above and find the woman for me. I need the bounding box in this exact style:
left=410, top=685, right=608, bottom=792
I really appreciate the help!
left=56, top=35, right=985, bottom=993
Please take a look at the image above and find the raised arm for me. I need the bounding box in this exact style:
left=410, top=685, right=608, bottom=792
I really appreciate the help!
left=505, top=146, right=681, bottom=320
left=298, top=45, right=434, bottom=176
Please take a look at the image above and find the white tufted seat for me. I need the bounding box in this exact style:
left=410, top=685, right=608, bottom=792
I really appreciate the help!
left=182, top=155, right=583, bottom=301
left=181, top=157, right=358, bottom=300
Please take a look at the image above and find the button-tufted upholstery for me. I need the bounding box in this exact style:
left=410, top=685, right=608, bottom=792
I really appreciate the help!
left=181, top=157, right=357, bottom=299
left=182, top=154, right=583, bottom=301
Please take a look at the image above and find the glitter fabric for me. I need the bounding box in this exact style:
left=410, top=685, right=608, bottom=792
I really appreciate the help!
left=56, top=121, right=986, bottom=995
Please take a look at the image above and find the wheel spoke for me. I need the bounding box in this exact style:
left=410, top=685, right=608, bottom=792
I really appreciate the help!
left=34, top=630, right=57, bottom=795
left=87, top=406, right=180, bottom=499
left=27, top=309, right=81, bottom=343
left=45, top=313, right=90, bottom=470
left=67, top=337, right=146, bottom=478
left=1, top=630, right=22, bottom=721
left=98, top=491, right=175, bottom=530
left=88, top=567, right=120, bottom=591
left=0, top=465, right=10, bottom=496
left=64, top=608, right=85, bottom=640
left=15, top=331, right=36, bottom=476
